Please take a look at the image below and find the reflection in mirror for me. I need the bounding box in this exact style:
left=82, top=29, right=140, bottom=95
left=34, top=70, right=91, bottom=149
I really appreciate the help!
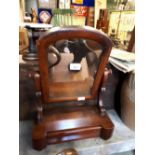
left=46, top=38, right=103, bottom=100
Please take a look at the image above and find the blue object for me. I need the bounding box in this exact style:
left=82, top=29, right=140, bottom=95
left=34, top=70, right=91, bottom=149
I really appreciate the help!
left=83, top=0, right=94, bottom=6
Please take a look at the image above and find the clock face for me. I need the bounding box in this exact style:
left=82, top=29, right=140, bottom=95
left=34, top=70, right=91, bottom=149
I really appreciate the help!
left=39, top=10, right=51, bottom=23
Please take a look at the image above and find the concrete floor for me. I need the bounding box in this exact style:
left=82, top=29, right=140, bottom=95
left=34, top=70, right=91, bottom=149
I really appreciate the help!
left=112, top=151, right=134, bottom=155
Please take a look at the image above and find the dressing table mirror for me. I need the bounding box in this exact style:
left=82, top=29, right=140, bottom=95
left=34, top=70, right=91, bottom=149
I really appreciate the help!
left=31, top=26, right=114, bottom=150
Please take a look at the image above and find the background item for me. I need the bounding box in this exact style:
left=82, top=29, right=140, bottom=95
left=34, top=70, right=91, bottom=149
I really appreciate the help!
left=110, top=48, right=135, bottom=61
left=20, top=22, right=53, bottom=28
left=109, top=29, right=122, bottom=48
left=127, top=26, right=135, bottom=52
left=94, top=0, right=106, bottom=27
left=24, top=12, right=32, bottom=23
left=84, top=0, right=95, bottom=27
left=25, top=0, right=38, bottom=13
left=107, top=0, right=118, bottom=10
left=109, top=57, right=135, bottom=73
left=72, top=15, right=86, bottom=26
left=109, top=48, right=135, bottom=73
left=19, top=0, right=25, bottom=23
left=121, top=72, right=135, bottom=131
left=108, top=10, right=135, bottom=43
left=38, top=8, right=52, bottom=23
left=86, top=7, right=94, bottom=27
left=59, top=0, right=71, bottom=9
left=96, top=9, right=108, bottom=33
left=20, top=22, right=53, bottom=61
left=83, top=0, right=94, bottom=6
left=19, top=27, right=29, bottom=54
left=22, top=26, right=38, bottom=61
left=72, top=0, right=94, bottom=6
left=71, top=5, right=88, bottom=16
left=72, top=0, right=84, bottom=5
left=37, top=0, right=50, bottom=8
left=49, top=0, right=58, bottom=8
left=51, top=9, right=74, bottom=26
left=31, top=8, right=38, bottom=23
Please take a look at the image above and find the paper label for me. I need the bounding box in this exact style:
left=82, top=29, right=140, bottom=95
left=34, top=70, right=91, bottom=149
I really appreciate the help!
left=77, top=97, right=85, bottom=101
left=69, top=63, right=81, bottom=71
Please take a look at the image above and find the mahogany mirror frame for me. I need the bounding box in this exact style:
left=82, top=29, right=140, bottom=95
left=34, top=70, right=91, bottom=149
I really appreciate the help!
left=36, top=26, right=113, bottom=103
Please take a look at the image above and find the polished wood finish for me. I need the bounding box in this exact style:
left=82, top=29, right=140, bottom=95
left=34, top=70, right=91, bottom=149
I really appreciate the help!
left=32, top=26, right=114, bottom=150
left=36, top=26, right=112, bottom=103
left=32, top=106, right=113, bottom=150
left=56, top=148, right=78, bottom=155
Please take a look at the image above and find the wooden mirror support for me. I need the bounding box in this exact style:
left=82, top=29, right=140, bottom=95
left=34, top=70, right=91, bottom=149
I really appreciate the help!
left=32, top=26, right=114, bottom=150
